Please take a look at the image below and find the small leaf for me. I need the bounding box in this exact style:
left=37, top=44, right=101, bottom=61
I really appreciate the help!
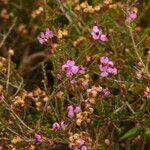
left=119, top=127, right=141, bottom=141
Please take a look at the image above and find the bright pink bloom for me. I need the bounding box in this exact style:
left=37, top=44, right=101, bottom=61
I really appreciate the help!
left=71, top=65, right=79, bottom=74
left=35, top=134, right=43, bottom=142
left=67, top=105, right=74, bottom=111
left=67, top=105, right=81, bottom=118
left=79, top=139, right=85, bottom=146
left=99, top=64, right=108, bottom=72
left=101, top=72, right=109, bottom=77
left=67, top=60, right=76, bottom=66
left=91, top=26, right=102, bottom=40
left=100, top=34, right=108, bottom=42
left=81, top=81, right=89, bottom=87
left=99, top=56, right=117, bottom=78
left=81, top=146, right=88, bottom=150
left=62, top=60, right=85, bottom=78
left=37, top=28, right=54, bottom=44
left=68, top=110, right=75, bottom=118
left=66, top=71, right=73, bottom=78
left=127, top=11, right=137, bottom=21
left=60, top=121, right=67, bottom=129
left=74, top=106, right=81, bottom=113
left=79, top=66, right=86, bottom=74
left=52, top=122, right=60, bottom=130
left=111, top=68, right=118, bottom=75
left=100, top=56, right=109, bottom=64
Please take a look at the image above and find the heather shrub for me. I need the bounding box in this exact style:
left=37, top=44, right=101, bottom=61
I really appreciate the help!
left=0, top=0, right=150, bottom=150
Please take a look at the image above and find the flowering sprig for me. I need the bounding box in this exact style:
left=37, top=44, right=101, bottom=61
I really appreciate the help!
left=99, top=56, right=117, bottom=77
left=91, top=25, right=108, bottom=42
left=37, top=28, right=54, bottom=44
left=62, top=60, right=86, bottom=78
left=52, top=120, right=67, bottom=130
left=127, top=10, right=137, bottom=22
left=67, top=105, right=81, bottom=118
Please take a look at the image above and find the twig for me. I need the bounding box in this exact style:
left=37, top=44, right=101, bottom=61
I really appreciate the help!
left=124, top=101, right=135, bottom=114
left=6, top=52, right=11, bottom=92
left=127, top=22, right=150, bottom=79
left=0, top=18, right=17, bottom=48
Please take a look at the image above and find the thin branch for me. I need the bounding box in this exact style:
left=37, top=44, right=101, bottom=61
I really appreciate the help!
left=0, top=17, right=17, bottom=49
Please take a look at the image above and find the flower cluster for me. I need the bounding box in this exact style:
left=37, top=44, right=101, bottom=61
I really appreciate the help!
left=67, top=105, right=81, bottom=118
left=99, top=56, right=117, bottom=77
left=62, top=60, right=85, bottom=78
left=69, top=132, right=92, bottom=150
left=37, top=28, right=54, bottom=44
left=91, top=25, right=108, bottom=42
left=52, top=121, right=67, bottom=130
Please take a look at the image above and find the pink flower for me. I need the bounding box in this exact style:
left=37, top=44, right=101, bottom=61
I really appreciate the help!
left=62, top=64, right=69, bottom=71
left=70, top=80, right=77, bottom=84
left=100, top=34, right=108, bottom=42
left=91, top=26, right=102, bottom=40
left=67, top=105, right=74, bottom=111
left=35, top=134, right=43, bottom=143
left=78, top=66, right=86, bottom=74
left=52, top=121, right=67, bottom=130
left=100, top=56, right=109, bottom=64
left=81, top=146, right=88, bottom=150
left=71, top=65, right=79, bottom=74
left=60, top=121, right=67, bottom=129
left=66, top=71, right=73, bottom=78
left=127, top=11, right=137, bottom=21
left=99, top=56, right=117, bottom=78
left=101, top=72, right=109, bottom=77
left=81, top=81, right=89, bottom=87
left=68, top=110, right=75, bottom=118
left=57, top=74, right=62, bottom=80
left=91, top=25, right=108, bottom=42
left=79, top=139, right=85, bottom=146
left=67, top=105, right=81, bottom=118
left=37, top=28, right=54, bottom=44
left=66, top=60, right=75, bottom=67
left=99, top=64, right=108, bottom=72
left=45, top=28, right=54, bottom=39
left=111, top=68, right=118, bottom=75
left=62, top=60, right=85, bottom=78
left=74, top=106, right=81, bottom=113
left=52, top=122, right=60, bottom=130
left=102, top=88, right=110, bottom=97
left=37, top=37, right=44, bottom=44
